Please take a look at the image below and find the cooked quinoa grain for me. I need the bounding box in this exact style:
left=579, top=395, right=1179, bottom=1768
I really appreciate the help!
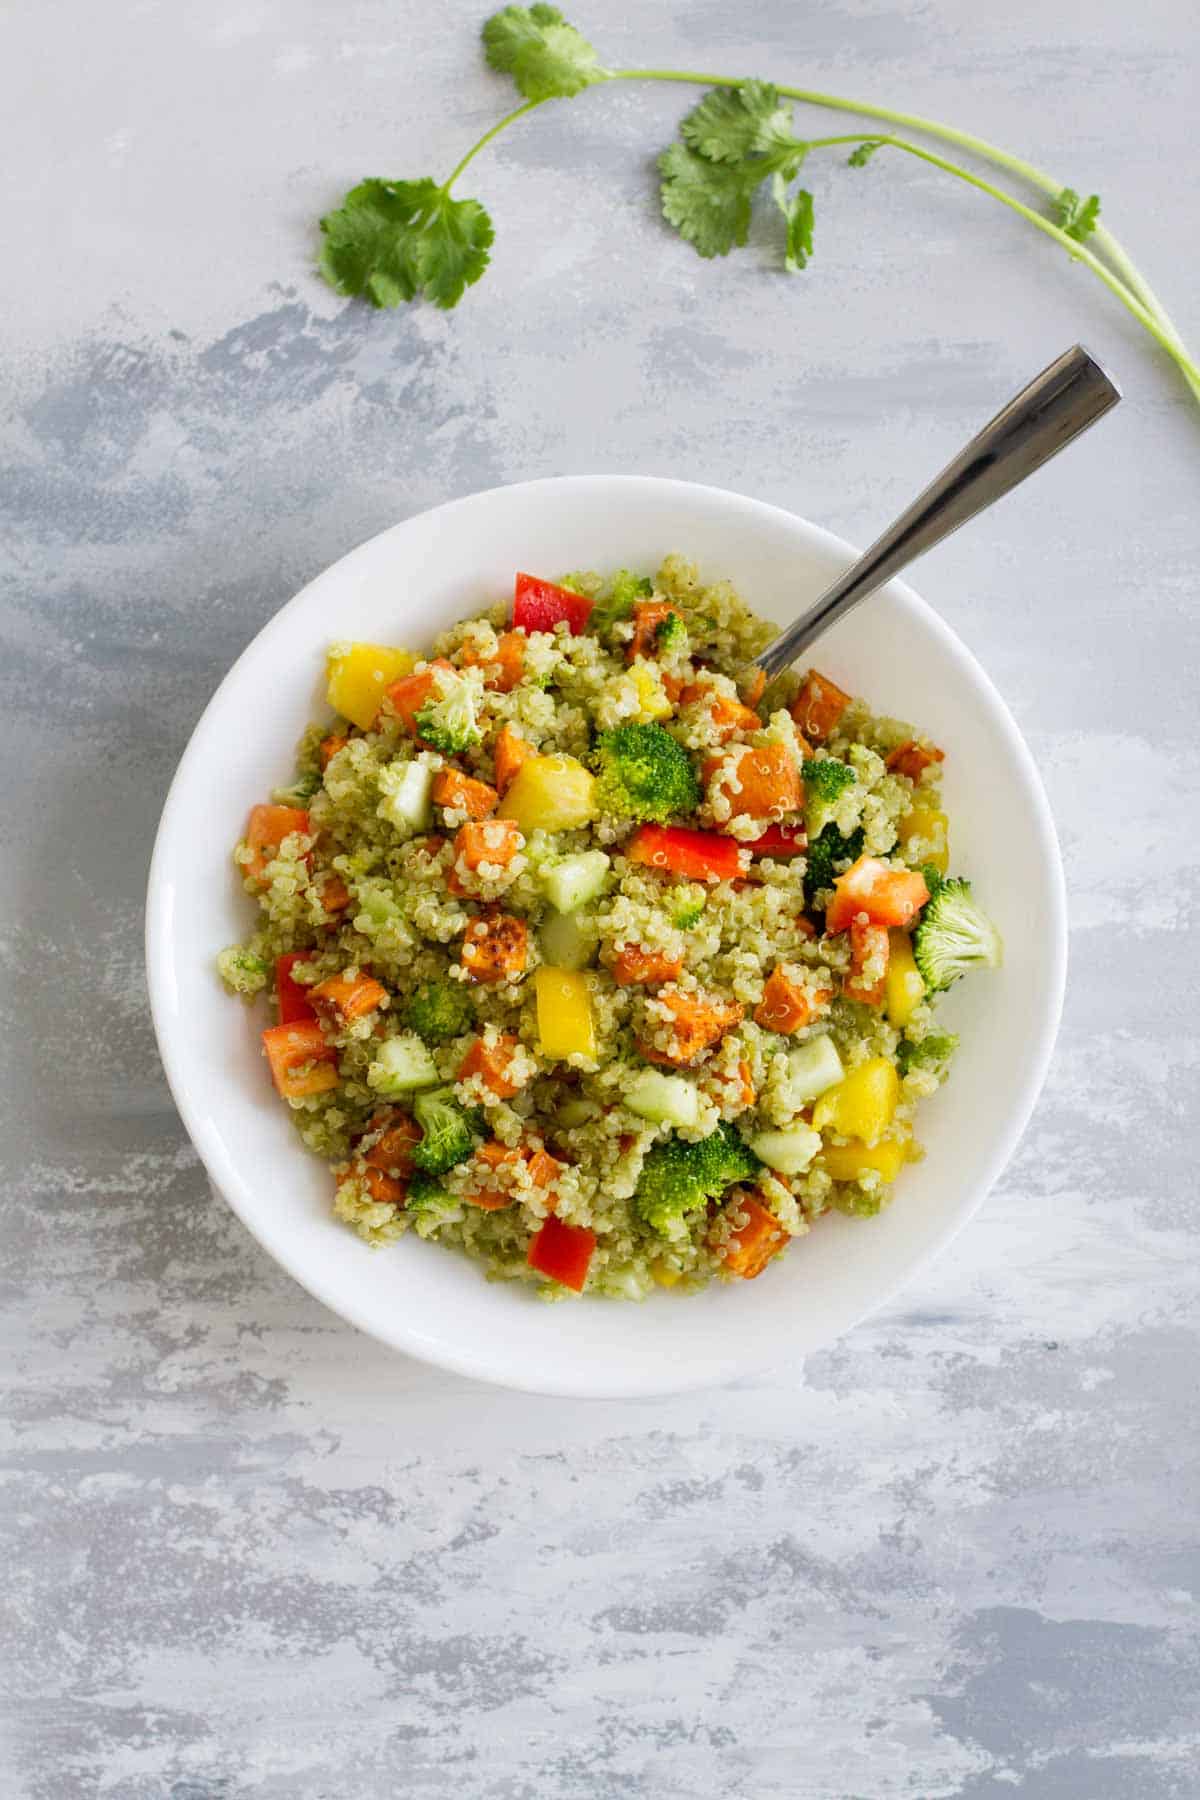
left=222, top=561, right=1001, bottom=1298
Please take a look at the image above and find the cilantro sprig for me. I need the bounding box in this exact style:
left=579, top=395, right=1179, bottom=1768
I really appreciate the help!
left=320, top=179, right=494, bottom=310
left=1054, top=186, right=1102, bottom=243
left=481, top=1, right=607, bottom=98
left=679, top=80, right=806, bottom=168
left=659, top=81, right=813, bottom=261
left=315, top=4, right=1199, bottom=406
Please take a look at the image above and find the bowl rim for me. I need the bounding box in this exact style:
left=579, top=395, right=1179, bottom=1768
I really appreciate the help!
left=145, top=473, right=1068, bottom=1393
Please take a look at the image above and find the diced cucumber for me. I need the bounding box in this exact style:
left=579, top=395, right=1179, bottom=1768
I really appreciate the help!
left=541, top=850, right=611, bottom=914
left=625, top=1069, right=700, bottom=1129
left=539, top=907, right=597, bottom=971
left=750, top=1125, right=822, bottom=1175
left=378, top=761, right=433, bottom=832
left=368, top=1032, right=439, bottom=1096
left=784, top=1034, right=845, bottom=1105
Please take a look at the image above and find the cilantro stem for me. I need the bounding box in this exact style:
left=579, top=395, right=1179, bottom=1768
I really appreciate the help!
left=372, top=29, right=1198, bottom=401
left=443, top=98, right=543, bottom=190
left=613, top=68, right=1200, bottom=403
left=803, top=134, right=1200, bottom=387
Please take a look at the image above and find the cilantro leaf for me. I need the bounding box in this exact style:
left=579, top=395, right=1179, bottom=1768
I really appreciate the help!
left=848, top=139, right=885, bottom=168
left=679, top=80, right=803, bottom=173
left=415, top=192, right=495, bottom=307
left=661, top=82, right=814, bottom=267
left=319, top=179, right=427, bottom=307
left=1053, top=186, right=1101, bottom=243
left=658, top=142, right=758, bottom=258
left=772, top=175, right=815, bottom=272
left=319, top=178, right=493, bottom=310
left=482, top=4, right=607, bottom=101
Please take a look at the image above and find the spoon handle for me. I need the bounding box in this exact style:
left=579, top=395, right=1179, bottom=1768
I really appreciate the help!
left=753, top=343, right=1121, bottom=679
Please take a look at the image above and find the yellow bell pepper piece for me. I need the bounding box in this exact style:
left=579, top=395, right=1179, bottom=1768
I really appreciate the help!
left=898, top=802, right=949, bottom=875
left=632, top=664, right=673, bottom=721
left=821, top=1138, right=910, bottom=1183
left=534, top=966, right=596, bottom=1060
left=498, top=754, right=597, bottom=833
left=885, top=930, right=925, bottom=1028
left=651, top=1260, right=682, bottom=1288
left=812, top=1056, right=900, bottom=1144
left=326, top=643, right=416, bottom=731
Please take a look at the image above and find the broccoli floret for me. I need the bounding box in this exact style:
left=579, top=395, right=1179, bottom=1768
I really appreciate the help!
left=920, top=863, right=946, bottom=901
left=897, top=1032, right=959, bottom=1076
left=613, top=570, right=653, bottom=605
left=711, top=1121, right=759, bottom=1183
left=674, top=893, right=706, bottom=929
left=415, top=667, right=483, bottom=753
left=406, top=1171, right=447, bottom=1208
left=588, top=570, right=653, bottom=640
left=654, top=611, right=688, bottom=654
left=592, top=722, right=700, bottom=823
left=803, top=757, right=856, bottom=804
left=803, top=822, right=865, bottom=906
left=217, top=945, right=270, bottom=996
left=402, top=979, right=473, bottom=1043
left=272, top=771, right=322, bottom=806
left=802, top=756, right=857, bottom=839
left=913, top=878, right=1003, bottom=992
left=405, top=1171, right=465, bottom=1236
left=411, top=1086, right=479, bottom=1175
left=634, top=1122, right=758, bottom=1241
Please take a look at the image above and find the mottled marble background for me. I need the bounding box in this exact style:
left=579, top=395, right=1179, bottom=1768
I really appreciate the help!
left=2, top=2, right=1198, bottom=1795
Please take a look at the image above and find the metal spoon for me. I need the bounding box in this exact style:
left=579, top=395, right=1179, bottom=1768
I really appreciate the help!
left=752, top=343, right=1121, bottom=680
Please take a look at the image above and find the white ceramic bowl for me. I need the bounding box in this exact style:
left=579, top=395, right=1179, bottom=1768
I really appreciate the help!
left=146, top=476, right=1066, bottom=1397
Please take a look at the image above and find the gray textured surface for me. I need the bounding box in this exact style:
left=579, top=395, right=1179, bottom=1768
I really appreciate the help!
left=2, top=2, right=1198, bottom=1795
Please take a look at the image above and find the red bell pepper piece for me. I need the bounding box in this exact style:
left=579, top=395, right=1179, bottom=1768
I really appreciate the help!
left=526, top=1213, right=596, bottom=1292
left=276, top=952, right=317, bottom=1024
left=744, top=823, right=808, bottom=857
left=626, top=824, right=747, bottom=884
left=512, top=572, right=594, bottom=636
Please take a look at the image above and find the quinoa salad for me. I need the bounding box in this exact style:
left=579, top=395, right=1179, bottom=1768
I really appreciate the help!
left=219, top=558, right=1002, bottom=1300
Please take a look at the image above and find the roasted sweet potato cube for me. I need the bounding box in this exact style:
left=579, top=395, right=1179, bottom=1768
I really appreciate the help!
left=712, top=1192, right=787, bottom=1279
left=262, top=1021, right=338, bottom=1098
left=885, top=740, right=945, bottom=782
left=433, top=768, right=499, bottom=820
left=791, top=670, right=851, bottom=743
left=310, top=971, right=388, bottom=1026
left=460, top=913, right=528, bottom=984
left=611, top=944, right=684, bottom=987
